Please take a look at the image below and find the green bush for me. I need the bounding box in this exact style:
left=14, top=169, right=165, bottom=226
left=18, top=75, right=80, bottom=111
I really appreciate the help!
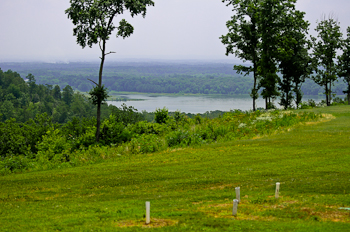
left=129, top=134, right=164, bottom=154
left=73, top=126, right=96, bottom=149
left=154, top=107, right=169, bottom=124
left=0, top=118, right=27, bottom=158
left=131, top=120, right=167, bottom=135
left=0, top=155, right=29, bottom=173
left=99, top=115, right=131, bottom=146
left=36, top=129, right=71, bottom=162
left=166, top=129, right=192, bottom=147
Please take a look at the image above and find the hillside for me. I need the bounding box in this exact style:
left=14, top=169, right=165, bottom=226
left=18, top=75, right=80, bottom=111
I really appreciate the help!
left=0, top=105, right=349, bottom=231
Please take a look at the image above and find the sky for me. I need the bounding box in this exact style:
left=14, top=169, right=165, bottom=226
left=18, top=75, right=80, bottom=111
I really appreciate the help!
left=0, top=0, right=350, bottom=63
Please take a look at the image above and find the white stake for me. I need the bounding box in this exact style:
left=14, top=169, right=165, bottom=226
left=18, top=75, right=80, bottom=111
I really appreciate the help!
left=235, top=187, right=240, bottom=203
left=145, top=201, right=150, bottom=224
left=275, top=182, right=280, bottom=199
left=232, top=199, right=239, bottom=216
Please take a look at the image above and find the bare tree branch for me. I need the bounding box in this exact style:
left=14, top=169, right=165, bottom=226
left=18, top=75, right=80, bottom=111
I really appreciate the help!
left=88, top=78, right=99, bottom=86
left=105, top=51, right=116, bottom=56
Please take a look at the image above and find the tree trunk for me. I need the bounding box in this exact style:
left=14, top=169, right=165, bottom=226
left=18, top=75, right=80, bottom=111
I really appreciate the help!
left=348, top=82, right=350, bottom=105
left=253, top=69, right=257, bottom=111
left=329, top=80, right=332, bottom=104
left=295, top=83, right=300, bottom=109
left=96, top=40, right=106, bottom=142
left=325, top=82, right=329, bottom=106
left=253, top=92, right=256, bottom=111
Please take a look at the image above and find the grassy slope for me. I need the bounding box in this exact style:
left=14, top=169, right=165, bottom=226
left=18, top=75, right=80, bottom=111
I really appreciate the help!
left=0, top=106, right=349, bottom=231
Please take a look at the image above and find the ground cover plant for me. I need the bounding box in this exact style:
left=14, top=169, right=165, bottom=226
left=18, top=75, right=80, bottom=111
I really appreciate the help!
left=0, top=105, right=349, bottom=231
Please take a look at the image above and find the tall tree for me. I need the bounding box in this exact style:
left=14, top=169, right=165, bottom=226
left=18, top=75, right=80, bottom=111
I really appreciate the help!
left=52, top=85, right=62, bottom=100
left=311, top=15, right=343, bottom=106
left=258, top=0, right=298, bottom=109
left=65, top=0, right=154, bottom=141
left=62, top=85, right=74, bottom=106
left=278, top=9, right=311, bottom=109
left=338, top=26, right=350, bottom=105
left=221, top=0, right=261, bottom=111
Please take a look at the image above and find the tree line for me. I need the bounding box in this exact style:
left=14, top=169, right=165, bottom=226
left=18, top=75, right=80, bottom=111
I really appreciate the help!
left=221, top=0, right=350, bottom=110
left=1, top=62, right=347, bottom=97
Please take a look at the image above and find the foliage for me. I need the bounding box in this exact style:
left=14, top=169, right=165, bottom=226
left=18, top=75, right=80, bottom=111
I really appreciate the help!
left=36, top=129, right=71, bottom=163
left=221, top=0, right=260, bottom=110
left=0, top=118, right=28, bottom=158
left=154, top=107, right=169, bottom=124
left=88, top=84, right=109, bottom=106
left=99, top=115, right=132, bottom=146
left=312, top=15, right=343, bottom=106
left=337, top=26, right=350, bottom=105
left=0, top=69, right=114, bottom=124
left=0, top=104, right=323, bottom=175
left=222, top=0, right=313, bottom=110
left=278, top=9, right=311, bottom=109
left=110, top=103, right=143, bottom=125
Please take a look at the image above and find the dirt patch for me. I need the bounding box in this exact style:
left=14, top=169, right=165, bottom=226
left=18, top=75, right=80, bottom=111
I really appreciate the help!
left=209, top=184, right=236, bottom=190
left=197, top=199, right=350, bottom=223
left=115, top=218, right=178, bottom=228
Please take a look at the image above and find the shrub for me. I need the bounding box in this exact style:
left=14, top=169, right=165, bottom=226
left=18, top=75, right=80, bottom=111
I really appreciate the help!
left=129, top=134, right=164, bottom=154
left=0, top=118, right=27, bottom=158
left=166, top=129, right=191, bottom=147
left=332, top=97, right=345, bottom=105
left=73, top=126, right=97, bottom=149
left=194, top=114, right=202, bottom=124
left=110, top=103, right=144, bottom=125
left=154, top=107, right=169, bottom=124
left=131, top=121, right=167, bottom=135
left=0, top=155, right=29, bottom=173
left=174, top=110, right=186, bottom=124
left=99, top=115, right=131, bottom=146
left=36, top=129, right=71, bottom=161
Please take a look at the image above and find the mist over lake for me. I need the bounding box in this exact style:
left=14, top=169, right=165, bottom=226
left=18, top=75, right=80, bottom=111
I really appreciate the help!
left=108, top=94, right=326, bottom=113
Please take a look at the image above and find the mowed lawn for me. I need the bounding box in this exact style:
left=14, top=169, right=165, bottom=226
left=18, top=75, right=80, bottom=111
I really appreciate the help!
left=0, top=106, right=349, bottom=231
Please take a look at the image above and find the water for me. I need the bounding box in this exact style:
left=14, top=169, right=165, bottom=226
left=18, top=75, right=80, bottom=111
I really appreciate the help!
left=107, top=94, right=326, bottom=114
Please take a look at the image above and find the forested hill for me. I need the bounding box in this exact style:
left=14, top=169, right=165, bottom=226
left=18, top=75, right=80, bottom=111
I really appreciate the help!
left=0, top=62, right=346, bottom=95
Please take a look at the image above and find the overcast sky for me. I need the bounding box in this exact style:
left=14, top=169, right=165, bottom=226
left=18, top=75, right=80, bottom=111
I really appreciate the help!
left=0, top=0, right=350, bottom=62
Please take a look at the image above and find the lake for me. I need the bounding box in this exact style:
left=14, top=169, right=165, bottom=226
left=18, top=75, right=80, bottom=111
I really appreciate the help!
left=107, top=94, right=326, bottom=113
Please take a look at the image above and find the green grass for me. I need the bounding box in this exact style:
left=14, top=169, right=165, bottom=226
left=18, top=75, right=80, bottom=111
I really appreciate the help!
left=1, top=106, right=350, bottom=231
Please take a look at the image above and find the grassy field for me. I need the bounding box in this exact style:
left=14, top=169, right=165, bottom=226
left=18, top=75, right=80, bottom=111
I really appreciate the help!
left=0, top=106, right=349, bottom=231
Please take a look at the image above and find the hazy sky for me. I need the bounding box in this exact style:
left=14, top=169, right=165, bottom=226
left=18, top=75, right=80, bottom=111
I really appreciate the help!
left=1, top=0, right=350, bottom=62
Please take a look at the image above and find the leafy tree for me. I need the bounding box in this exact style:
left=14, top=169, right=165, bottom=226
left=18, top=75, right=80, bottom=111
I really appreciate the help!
left=65, top=0, right=154, bottom=142
left=337, top=26, right=350, bottom=105
left=0, top=100, right=15, bottom=121
left=26, top=73, right=37, bottom=96
left=155, top=107, right=169, bottom=124
left=311, top=15, right=343, bottom=106
left=278, top=9, right=311, bottom=109
left=222, top=0, right=304, bottom=110
left=258, top=0, right=298, bottom=109
left=53, top=85, right=62, bottom=100
left=0, top=68, right=3, bottom=87
left=62, top=85, right=74, bottom=106
left=221, top=0, right=261, bottom=111
left=110, top=103, right=143, bottom=126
